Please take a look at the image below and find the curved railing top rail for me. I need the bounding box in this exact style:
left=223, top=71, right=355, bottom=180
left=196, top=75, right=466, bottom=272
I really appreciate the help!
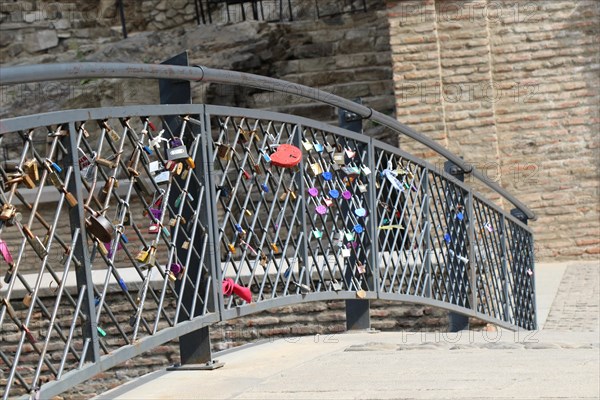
left=0, top=62, right=535, bottom=220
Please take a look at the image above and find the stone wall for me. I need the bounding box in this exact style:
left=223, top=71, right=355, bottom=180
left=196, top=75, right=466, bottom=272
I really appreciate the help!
left=386, top=0, right=600, bottom=261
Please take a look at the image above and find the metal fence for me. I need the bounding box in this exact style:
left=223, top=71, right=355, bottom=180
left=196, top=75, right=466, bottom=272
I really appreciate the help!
left=0, top=64, right=536, bottom=399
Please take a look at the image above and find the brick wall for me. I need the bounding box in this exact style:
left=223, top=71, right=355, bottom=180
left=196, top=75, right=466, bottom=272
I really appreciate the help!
left=386, top=0, right=600, bottom=261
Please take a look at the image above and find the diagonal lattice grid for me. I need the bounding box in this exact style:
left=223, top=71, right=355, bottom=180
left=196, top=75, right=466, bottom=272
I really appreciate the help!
left=0, top=110, right=216, bottom=397
left=427, top=170, right=471, bottom=308
left=300, top=126, right=373, bottom=294
left=1, top=103, right=537, bottom=398
left=373, top=149, right=428, bottom=297
left=472, top=198, right=508, bottom=322
left=210, top=113, right=375, bottom=308
left=504, top=217, right=536, bottom=329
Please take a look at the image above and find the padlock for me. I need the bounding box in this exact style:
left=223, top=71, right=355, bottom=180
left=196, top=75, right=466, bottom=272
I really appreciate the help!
left=45, top=159, right=62, bottom=174
left=313, top=229, right=323, bottom=239
left=216, top=143, right=232, bottom=161
left=341, top=248, right=351, bottom=258
left=332, top=281, right=343, bottom=291
left=169, top=218, right=178, bottom=227
left=23, top=225, right=48, bottom=259
left=342, top=166, right=360, bottom=176
left=149, top=161, right=162, bottom=173
left=270, top=243, right=279, bottom=253
left=154, top=171, right=171, bottom=184
left=242, top=169, right=252, bottom=180
left=148, top=224, right=160, bottom=234
left=228, top=243, right=236, bottom=254
left=4, top=268, right=14, bottom=284
left=165, top=160, right=176, bottom=172
left=97, top=238, right=109, bottom=257
left=260, top=254, right=268, bottom=267
left=247, top=152, right=261, bottom=174
left=147, top=246, right=157, bottom=265
left=136, top=247, right=149, bottom=263
left=185, top=157, right=195, bottom=169
left=175, top=162, right=183, bottom=175
left=345, top=147, right=356, bottom=158
left=324, top=143, right=334, bottom=153
left=302, top=139, right=313, bottom=151
left=361, top=165, right=371, bottom=175
left=8, top=175, right=35, bottom=189
left=108, top=128, right=120, bottom=142
left=358, top=184, right=367, bottom=193
left=95, top=157, right=117, bottom=169
left=23, top=159, right=39, bottom=182
left=0, top=239, right=14, bottom=267
left=356, top=290, right=367, bottom=299
left=168, top=145, right=190, bottom=161
left=314, top=142, right=324, bottom=153
left=333, top=153, right=345, bottom=165
left=0, top=204, right=17, bottom=221
left=60, top=185, right=78, bottom=208
left=182, top=241, right=190, bottom=250
left=356, top=261, right=366, bottom=274
left=181, top=168, right=190, bottom=180
left=239, top=129, right=259, bottom=143
left=22, top=293, right=32, bottom=307
left=309, top=162, right=322, bottom=176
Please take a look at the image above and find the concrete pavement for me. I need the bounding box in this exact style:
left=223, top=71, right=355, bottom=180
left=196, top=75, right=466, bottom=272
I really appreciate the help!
left=95, top=262, right=600, bottom=400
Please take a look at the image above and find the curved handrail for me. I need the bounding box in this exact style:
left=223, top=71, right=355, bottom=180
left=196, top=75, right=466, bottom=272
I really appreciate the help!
left=0, top=62, right=535, bottom=220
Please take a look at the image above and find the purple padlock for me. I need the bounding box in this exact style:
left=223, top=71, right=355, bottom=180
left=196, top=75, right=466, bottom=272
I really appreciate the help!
left=149, top=207, right=162, bottom=220
left=316, top=205, right=327, bottom=215
left=170, top=138, right=183, bottom=148
left=342, top=190, right=352, bottom=200
left=308, top=187, right=319, bottom=197
left=170, top=263, right=183, bottom=275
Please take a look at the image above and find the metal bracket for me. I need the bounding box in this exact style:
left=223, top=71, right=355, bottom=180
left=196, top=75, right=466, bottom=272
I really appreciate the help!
left=167, top=360, right=224, bottom=371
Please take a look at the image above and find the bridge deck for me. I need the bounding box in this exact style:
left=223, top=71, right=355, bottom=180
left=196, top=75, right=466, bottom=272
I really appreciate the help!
left=94, top=262, right=599, bottom=400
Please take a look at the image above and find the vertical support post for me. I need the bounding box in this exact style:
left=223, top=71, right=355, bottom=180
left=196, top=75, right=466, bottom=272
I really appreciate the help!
left=159, top=53, right=221, bottom=369
left=367, top=137, right=378, bottom=297
left=65, top=122, right=99, bottom=363
left=292, top=125, right=311, bottom=291
left=467, top=191, right=476, bottom=314
left=339, top=100, right=370, bottom=331
left=500, top=217, right=510, bottom=324
left=423, top=168, right=431, bottom=298
left=444, top=160, right=469, bottom=332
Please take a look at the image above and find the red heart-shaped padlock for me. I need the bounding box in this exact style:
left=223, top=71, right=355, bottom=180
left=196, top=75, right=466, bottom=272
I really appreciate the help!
left=270, top=144, right=302, bottom=168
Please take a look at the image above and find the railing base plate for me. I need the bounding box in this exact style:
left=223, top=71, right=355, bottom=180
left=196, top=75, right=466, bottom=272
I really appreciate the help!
left=167, top=360, right=225, bottom=371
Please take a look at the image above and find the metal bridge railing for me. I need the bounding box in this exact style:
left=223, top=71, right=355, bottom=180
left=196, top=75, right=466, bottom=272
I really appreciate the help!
left=0, top=65, right=535, bottom=399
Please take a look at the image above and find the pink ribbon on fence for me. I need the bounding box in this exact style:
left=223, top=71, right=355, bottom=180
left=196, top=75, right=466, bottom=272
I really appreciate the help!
left=0, top=240, right=14, bottom=265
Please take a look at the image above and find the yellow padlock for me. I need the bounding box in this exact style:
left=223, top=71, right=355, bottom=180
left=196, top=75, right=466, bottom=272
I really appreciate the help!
left=135, top=248, right=149, bottom=263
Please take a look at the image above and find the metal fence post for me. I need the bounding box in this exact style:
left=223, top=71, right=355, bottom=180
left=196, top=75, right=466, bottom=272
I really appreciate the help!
left=292, top=125, right=311, bottom=291
left=444, top=160, right=469, bottom=332
left=159, top=53, right=222, bottom=369
left=65, top=122, right=100, bottom=363
left=423, top=168, right=431, bottom=298
left=339, top=101, right=370, bottom=331
left=500, top=217, right=510, bottom=324
left=467, top=191, right=476, bottom=314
